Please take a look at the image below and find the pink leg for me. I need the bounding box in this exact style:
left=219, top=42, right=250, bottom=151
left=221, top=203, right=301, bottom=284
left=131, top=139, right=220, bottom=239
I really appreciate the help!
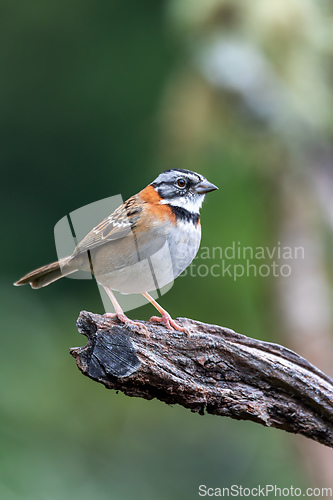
left=103, top=286, right=147, bottom=333
left=142, top=292, right=189, bottom=338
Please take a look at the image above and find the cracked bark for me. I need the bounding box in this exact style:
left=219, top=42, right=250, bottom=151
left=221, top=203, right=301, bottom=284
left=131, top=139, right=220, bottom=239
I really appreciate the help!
left=70, top=311, right=333, bottom=448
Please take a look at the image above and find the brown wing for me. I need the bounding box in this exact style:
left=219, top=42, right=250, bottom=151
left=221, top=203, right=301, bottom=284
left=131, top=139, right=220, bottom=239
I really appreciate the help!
left=71, top=195, right=142, bottom=257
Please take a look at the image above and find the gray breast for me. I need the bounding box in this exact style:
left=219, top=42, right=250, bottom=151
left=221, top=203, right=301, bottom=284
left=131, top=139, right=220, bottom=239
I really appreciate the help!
left=166, top=221, right=201, bottom=280
left=86, top=219, right=201, bottom=294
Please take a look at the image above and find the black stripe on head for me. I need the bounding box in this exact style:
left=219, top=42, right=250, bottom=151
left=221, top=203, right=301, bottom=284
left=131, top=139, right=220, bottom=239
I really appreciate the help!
left=162, top=168, right=201, bottom=180
left=151, top=169, right=202, bottom=189
left=163, top=168, right=197, bottom=175
left=170, top=205, right=200, bottom=225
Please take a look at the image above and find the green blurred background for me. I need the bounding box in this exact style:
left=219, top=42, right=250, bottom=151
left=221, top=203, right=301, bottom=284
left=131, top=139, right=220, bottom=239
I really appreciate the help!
left=2, top=1, right=333, bottom=498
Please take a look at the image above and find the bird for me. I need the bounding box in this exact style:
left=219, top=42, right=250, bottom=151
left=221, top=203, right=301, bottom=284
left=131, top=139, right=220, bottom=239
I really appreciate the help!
left=14, top=169, right=218, bottom=332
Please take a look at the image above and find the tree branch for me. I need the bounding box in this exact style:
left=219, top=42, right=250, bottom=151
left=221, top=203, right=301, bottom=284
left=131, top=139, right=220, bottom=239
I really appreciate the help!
left=70, top=311, right=333, bottom=448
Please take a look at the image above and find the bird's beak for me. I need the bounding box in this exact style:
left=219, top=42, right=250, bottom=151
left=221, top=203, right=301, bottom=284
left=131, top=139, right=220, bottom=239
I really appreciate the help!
left=195, top=180, right=218, bottom=194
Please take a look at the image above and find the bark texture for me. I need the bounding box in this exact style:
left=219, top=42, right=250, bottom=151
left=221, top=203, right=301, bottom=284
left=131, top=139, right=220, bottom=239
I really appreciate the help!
left=70, top=311, right=333, bottom=448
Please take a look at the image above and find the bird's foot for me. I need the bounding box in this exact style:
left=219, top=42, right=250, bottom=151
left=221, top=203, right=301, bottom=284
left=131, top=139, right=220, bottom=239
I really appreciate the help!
left=149, top=313, right=190, bottom=339
left=103, top=312, right=117, bottom=320
left=103, top=312, right=148, bottom=335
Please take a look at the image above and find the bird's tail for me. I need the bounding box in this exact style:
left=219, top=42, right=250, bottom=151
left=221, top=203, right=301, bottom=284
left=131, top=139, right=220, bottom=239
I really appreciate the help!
left=14, top=257, right=77, bottom=289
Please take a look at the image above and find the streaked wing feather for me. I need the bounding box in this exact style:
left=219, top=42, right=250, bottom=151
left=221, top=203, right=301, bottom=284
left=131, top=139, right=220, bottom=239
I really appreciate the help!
left=72, top=196, right=142, bottom=256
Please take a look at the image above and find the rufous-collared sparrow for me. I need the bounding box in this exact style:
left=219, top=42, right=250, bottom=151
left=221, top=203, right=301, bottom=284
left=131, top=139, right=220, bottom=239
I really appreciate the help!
left=14, top=169, right=218, bottom=332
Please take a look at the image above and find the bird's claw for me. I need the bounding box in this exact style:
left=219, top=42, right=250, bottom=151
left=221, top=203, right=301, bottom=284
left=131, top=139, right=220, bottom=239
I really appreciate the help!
left=102, top=312, right=148, bottom=335
left=149, top=314, right=190, bottom=339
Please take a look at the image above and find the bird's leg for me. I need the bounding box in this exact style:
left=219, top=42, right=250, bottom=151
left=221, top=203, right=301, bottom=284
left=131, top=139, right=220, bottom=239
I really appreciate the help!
left=103, top=286, right=147, bottom=333
left=142, top=292, right=189, bottom=338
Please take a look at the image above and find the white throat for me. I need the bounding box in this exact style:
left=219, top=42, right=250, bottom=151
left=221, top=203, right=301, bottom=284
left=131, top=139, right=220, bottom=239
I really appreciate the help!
left=160, top=194, right=204, bottom=213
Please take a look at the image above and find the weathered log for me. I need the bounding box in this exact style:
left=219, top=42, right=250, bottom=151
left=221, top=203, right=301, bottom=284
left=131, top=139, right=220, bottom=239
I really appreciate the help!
left=70, top=311, right=333, bottom=448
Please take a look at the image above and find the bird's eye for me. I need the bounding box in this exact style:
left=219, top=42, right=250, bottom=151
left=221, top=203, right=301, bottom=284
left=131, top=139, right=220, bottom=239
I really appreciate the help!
left=177, top=178, right=186, bottom=188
